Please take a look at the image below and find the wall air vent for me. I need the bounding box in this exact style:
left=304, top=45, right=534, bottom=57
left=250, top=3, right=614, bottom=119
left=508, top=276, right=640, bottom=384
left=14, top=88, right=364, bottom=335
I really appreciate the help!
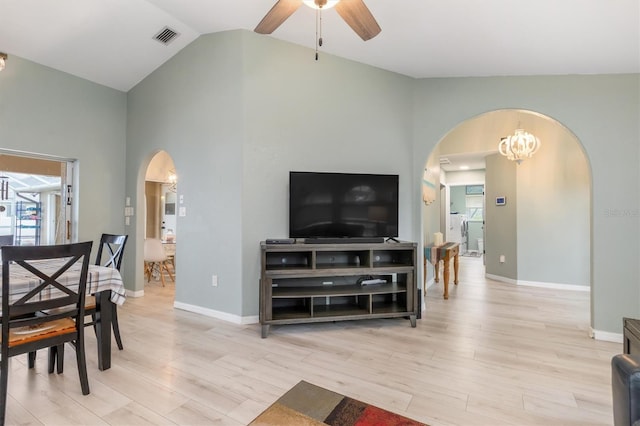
left=439, top=157, right=451, bottom=165
left=153, top=27, right=180, bottom=45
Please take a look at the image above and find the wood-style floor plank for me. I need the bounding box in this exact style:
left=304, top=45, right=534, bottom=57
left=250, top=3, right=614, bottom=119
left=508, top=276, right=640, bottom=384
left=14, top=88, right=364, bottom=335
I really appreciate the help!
left=4, top=256, right=620, bottom=425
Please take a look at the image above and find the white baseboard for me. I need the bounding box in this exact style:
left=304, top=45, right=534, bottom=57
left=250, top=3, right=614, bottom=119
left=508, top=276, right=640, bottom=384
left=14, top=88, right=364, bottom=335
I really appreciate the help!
left=485, top=274, right=590, bottom=292
left=485, top=274, right=517, bottom=285
left=173, top=301, right=259, bottom=325
left=126, top=289, right=144, bottom=298
left=424, top=278, right=436, bottom=290
left=590, top=327, right=623, bottom=343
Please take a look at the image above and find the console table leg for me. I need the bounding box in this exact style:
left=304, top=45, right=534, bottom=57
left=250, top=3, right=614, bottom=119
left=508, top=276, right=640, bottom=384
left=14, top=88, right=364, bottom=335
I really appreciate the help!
left=261, top=324, right=270, bottom=338
left=443, top=259, right=450, bottom=299
left=409, top=314, right=416, bottom=327
left=454, top=253, right=459, bottom=285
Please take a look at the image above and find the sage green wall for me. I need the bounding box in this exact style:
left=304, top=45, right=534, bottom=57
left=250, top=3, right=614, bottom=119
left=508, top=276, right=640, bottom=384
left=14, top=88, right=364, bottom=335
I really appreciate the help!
left=413, top=75, right=640, bottom=334
left=126, top=30, right=638, bottom=334
left=485, top=154, right=518, bottom=279
left=240, top=32, right=415, bottom=315
left=0, top=55, right=127, bottom=258
left=125, top=30, right=415, bottom=317
left=126, top=32, right=245, bottom=314
left=7, top=32, right=638, bottom=336
left=422, top=153, right=442, bottom=289
left=516, top=127, right=590, bottom=286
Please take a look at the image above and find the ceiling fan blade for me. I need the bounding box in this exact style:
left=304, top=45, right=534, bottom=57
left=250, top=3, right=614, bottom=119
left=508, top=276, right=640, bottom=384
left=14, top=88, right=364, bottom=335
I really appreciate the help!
left=335, top=0, right=381, bottom=41
left=254, top=0, right=303, bottom=34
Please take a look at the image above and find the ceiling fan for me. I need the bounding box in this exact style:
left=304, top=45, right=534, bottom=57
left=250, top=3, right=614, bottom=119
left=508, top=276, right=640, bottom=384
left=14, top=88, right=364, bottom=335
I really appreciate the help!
left=254, top=0, right=381, bottom=42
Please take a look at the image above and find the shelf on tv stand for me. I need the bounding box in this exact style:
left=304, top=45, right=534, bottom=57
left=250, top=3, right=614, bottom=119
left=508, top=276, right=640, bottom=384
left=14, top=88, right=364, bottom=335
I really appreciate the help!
left=303, top=237, right=386, bottom=244
left=259, top=240, right=418, bottom=337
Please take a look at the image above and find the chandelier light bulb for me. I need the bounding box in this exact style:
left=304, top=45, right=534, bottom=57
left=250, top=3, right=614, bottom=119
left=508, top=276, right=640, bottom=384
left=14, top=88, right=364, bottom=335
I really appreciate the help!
left=0, top=53, right=6, bottom=72
left=498, top=129, right=541, bottom=164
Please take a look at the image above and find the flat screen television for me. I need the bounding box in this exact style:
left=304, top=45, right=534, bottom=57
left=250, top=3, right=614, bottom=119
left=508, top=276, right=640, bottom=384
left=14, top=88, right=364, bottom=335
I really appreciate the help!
left=289, top=171, right=399, bottom=240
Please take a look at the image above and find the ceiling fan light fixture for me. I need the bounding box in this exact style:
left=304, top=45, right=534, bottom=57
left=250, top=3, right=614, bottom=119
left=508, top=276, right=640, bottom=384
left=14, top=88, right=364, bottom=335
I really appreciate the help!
left=303, top=0, right=340, bottom=10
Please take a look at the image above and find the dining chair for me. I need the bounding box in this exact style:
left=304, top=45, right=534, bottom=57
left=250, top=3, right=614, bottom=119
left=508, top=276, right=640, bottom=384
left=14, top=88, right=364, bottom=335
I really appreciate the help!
left=144, top=238, right=174, bottom=287
left=0, top=241, right=93, bottom=422
left=85, top=233, right=128, bottom=350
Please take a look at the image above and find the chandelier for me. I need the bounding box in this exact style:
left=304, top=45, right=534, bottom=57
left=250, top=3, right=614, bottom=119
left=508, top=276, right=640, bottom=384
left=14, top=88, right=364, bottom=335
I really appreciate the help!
left=498, top=129, right=541, bottom=164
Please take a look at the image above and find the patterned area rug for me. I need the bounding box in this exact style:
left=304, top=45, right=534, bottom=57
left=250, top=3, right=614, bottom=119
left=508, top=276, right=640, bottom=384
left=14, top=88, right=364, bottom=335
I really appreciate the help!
left=250, top=380, right=427, bottom=426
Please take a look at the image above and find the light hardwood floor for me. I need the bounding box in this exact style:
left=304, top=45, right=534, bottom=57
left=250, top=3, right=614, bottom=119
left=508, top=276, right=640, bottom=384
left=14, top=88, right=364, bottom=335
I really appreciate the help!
left=5, top=256, right=620, bottom=425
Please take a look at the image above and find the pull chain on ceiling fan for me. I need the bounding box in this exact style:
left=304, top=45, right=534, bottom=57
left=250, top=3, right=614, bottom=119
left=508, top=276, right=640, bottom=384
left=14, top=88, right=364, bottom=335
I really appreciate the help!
left=314, top=4, right=324, bottom=60
left=255, top=0, right=381, bottom=60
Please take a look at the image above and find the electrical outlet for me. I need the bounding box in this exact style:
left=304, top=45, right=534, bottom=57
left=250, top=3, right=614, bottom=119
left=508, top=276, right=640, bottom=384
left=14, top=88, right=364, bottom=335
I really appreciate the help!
left=212, top=275, right=218, bottom=287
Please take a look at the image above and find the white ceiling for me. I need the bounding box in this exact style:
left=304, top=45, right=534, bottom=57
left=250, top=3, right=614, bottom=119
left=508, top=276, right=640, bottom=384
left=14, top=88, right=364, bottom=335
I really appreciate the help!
left=0, top=0, right=638, bottom=92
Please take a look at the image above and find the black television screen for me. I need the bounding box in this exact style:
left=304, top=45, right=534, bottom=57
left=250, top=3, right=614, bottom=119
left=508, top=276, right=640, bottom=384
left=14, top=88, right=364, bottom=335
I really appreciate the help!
left=289, top=171, right=399, bottom=239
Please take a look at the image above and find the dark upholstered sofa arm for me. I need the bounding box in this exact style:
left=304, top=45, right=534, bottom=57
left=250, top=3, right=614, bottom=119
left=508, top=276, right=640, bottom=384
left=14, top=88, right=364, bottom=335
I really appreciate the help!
left=612, top=354, right=640, bottom=426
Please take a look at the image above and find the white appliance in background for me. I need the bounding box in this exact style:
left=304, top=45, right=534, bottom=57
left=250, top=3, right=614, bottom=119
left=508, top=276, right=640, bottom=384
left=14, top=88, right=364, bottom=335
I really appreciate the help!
left=449, top=213, right=468, bottom=254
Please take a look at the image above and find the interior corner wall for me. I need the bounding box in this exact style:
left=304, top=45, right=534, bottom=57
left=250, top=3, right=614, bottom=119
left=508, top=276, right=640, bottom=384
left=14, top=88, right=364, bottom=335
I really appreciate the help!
left=485, top=154, right=518, bottom=279
left=0, top=55, right=127, bottom=256
left=421, top=153, right=442, bottom=289
left=126, top=31, right=245, bottom=312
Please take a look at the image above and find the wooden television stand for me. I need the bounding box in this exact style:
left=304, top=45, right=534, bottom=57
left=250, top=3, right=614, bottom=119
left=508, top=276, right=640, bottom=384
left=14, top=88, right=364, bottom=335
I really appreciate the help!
left=259, top=240, right=418, bottom=338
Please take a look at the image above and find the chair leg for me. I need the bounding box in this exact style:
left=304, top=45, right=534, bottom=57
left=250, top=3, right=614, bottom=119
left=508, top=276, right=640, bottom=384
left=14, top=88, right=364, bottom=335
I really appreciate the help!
left=48, top=347, right=56, bottom=373
left=0, top=349, right=9, bottom=424
left=74, top=339, right=90, bottom=396
left=28, top=351, right=36, bottom=369
left=163, top=261, right=174, bottom=282
left=159, top=262, right=166, bottom=287
left=48, top=345, right=65, bottom=374
left=144, top=262, right=151, bottom=282
left=111, top=304, right=124, bottom=350
left=56, top=344, right=64, bottom=374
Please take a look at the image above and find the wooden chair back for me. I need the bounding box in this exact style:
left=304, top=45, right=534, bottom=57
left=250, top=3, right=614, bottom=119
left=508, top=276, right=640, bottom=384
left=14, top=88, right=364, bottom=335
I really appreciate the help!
left=1, top=242, right=92, bottom=347
left=95, top=233, right=128, bottom=270
left=0, top=241, right=93, bottom=421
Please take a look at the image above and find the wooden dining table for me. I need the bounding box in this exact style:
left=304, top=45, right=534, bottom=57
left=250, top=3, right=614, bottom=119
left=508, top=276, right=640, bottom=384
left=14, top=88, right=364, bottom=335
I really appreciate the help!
left=1, top=259, right=126, bottom=370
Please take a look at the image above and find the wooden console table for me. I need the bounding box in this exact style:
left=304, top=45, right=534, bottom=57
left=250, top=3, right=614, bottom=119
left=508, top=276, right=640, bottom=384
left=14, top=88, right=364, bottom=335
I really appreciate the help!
left=424, top=242, right=460, bottom=299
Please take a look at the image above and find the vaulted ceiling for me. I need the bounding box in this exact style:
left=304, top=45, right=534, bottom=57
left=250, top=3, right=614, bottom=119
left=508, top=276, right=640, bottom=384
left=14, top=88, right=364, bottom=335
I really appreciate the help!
left=1, top=0, right=638, bottom=92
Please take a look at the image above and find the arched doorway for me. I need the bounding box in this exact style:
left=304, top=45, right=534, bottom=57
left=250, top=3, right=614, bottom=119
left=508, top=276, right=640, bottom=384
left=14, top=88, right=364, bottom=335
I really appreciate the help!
left=421, top=109, right=591, bottom=322
left=143, top=151, right=178, bottom=289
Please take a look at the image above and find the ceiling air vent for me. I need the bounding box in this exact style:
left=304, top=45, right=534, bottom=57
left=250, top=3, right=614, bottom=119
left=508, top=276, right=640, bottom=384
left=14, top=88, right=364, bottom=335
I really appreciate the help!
left=153, top=26, right=180, bottom=45
left=439, top=157, right=451, bottom=165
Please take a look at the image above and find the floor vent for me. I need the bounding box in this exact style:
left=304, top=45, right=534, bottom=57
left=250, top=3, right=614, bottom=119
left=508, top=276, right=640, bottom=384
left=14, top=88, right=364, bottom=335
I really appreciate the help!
left=153, top=27, right=180, bottom=45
